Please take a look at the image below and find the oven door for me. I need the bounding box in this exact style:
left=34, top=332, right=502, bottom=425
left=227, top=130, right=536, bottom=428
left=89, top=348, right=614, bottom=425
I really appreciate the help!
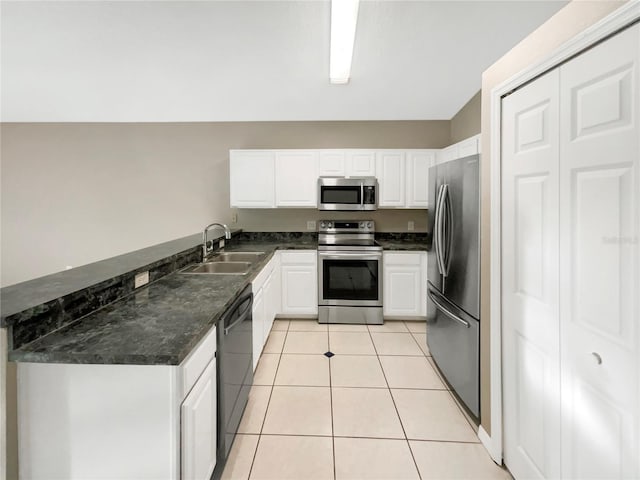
left=318, top=251, right=382, bottom=307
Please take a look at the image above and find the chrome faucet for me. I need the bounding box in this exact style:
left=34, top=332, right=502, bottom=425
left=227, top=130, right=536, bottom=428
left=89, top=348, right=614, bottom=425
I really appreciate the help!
left=203, top=222, right=232, bottom=259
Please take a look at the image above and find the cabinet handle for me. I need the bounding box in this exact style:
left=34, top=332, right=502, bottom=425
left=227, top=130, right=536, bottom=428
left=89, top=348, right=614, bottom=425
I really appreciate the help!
left=591, top=352, right=603, bottom=365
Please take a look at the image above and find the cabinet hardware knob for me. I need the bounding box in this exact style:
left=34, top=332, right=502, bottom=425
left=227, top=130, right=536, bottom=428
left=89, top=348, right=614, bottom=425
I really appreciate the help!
left=591, top=352, right=603, bottom=365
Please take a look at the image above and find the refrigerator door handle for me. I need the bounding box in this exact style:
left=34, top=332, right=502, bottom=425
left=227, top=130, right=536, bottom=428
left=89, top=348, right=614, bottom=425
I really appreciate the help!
left=434, top=184, right=446, bottom=275
left=428, top=288, right=470, bottom=328
left=441, top=184, right=453, bottom=277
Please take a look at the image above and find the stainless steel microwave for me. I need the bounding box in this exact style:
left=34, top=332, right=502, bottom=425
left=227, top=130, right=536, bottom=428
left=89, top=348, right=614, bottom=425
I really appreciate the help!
left=317, top=177, right=378, bottom=211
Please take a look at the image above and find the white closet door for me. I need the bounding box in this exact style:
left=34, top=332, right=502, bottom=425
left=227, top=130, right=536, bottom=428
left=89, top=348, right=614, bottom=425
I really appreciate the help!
left=502, top=69, right=561, bottom=480
left=559, top=23, right=639, bottom=480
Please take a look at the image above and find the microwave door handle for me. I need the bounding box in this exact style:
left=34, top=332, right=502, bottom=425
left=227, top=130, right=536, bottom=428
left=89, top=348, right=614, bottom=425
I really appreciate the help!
left=360, top=183, right=364, bottom=209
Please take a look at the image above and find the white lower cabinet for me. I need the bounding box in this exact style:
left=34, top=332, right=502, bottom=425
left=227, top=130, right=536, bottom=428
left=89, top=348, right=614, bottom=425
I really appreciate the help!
left=17, top=326, right=218, bottom=480
left=181, top=359, right=217, bottom=480
left=252, top=287, right=265, bottom=370
left=280, top=250, right=318, bottom=316
left=264, top=256, right=281, bottom=339
left=383, top=252, right=427, bottom=318
left=251, top=254, right=282, bottom=370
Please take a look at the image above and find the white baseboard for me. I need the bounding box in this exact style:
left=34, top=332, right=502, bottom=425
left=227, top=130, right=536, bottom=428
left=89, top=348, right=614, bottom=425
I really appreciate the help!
left=479, top=425, right=502, bottom=465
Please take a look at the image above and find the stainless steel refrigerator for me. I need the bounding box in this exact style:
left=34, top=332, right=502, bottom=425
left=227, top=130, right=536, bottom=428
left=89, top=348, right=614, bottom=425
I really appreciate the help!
left=426, top=154, right=480, bottom=418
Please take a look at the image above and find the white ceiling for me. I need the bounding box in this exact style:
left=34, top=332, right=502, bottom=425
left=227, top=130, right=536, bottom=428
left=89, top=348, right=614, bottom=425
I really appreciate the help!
left=1, top=0, right=567, bottom=122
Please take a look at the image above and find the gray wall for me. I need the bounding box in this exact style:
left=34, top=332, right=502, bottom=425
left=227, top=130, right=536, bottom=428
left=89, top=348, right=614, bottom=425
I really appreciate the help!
left=0, top=120, right=449, bottom=287
left=450, top=90, right=481, bottom=144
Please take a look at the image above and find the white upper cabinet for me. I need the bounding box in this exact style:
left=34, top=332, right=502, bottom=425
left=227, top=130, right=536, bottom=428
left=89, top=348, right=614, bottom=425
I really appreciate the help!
left=436, top=134, right=481, bottom=165
left=230, top=148, right=444, bottom=209
left=230, top=150, right=275, bottom=208
left=318, top=150, right=346, bottom=176
left=318, top=149, right=376, bottom=177
left=347, top=150, right=376, bottom=176
left=376, top=151, right=406, bottom=207
left=406, top=150, right=435, bottom=208
left=275, top=150, right=318, bottom=207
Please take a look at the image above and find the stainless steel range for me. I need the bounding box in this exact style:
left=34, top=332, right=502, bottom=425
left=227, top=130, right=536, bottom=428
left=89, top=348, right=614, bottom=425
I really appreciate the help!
left=317, top=220, right=383, bottom=325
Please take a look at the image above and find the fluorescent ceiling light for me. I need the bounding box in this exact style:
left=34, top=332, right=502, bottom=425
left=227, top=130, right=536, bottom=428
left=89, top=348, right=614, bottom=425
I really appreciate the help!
left=330, top=0, right=360, bottom=84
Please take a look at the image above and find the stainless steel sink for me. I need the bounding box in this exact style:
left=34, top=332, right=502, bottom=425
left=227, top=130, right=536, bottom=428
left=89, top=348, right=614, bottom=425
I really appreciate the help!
left=211, top=252, right=265, bottom=263
left=181, top=261, right=251, bottom=275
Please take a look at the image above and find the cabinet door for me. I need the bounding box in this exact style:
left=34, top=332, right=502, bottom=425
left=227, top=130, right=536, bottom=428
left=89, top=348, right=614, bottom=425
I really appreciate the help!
left=230, top=150, right=275, bottom=208
left=347, top=150, right=376, bottom=177
left=383, top=253, right=423, bottom=318
left=376, top=151, right=405, bottom=207
left=252, top=288, right=265, bottom=371
left=263, top=271, right=275, bottom=340
left=559, top=24, right=639, bottom=480
left=406, top=151, right=434, bottom=208
left=275, top=150, right=319, bottom=207
left=181, top=359, right=216, bottom=480
left=318, top=151, right=346, bottom=176
left=280, top=251, right=317, bottom=315
left=502, top=69, right=561, bottom=480
left=457, top=135, right=480, bottom=158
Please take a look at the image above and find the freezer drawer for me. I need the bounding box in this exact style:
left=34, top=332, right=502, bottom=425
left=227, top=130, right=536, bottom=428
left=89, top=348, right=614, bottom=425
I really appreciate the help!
left=427, top=293, right=479, bottom=418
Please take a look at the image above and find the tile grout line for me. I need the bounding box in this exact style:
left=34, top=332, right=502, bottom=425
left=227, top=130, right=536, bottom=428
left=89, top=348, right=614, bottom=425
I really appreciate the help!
left=246, top=320, right=290, bottom=479
left=366, top=324, right=424, bottom=480
left=406, top=324, right=430, bottom=358
left=327, top=326, right=337, bottom=480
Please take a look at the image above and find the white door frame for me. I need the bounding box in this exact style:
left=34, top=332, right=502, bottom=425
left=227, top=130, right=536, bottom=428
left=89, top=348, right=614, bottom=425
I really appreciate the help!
left=485, top=2, right=640, bottom=464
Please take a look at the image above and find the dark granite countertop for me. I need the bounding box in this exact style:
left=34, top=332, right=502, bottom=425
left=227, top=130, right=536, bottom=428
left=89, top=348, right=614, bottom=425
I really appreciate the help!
left=1, top=233, right=207, bottom=321
left=6, top=231, right=425, bottom=366
left=7, top=240, right=315, bottom=365
left=377, top=240, right=428, bottom=251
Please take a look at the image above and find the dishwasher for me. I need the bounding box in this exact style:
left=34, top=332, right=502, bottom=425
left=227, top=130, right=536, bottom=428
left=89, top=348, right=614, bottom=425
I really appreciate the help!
left=216, top=284, right=253, bottom=470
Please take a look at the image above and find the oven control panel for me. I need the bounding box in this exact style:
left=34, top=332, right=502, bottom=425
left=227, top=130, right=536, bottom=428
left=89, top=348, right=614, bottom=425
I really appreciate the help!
left=318, top=220, right=375, bottom=233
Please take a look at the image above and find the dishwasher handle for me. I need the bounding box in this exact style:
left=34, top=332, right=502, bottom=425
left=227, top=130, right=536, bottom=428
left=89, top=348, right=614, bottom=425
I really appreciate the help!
left=224, top=292, right=253, bottom=336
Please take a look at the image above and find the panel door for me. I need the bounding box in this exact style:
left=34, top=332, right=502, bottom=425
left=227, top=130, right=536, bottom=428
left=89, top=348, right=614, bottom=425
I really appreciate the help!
left=502, top=69, right=561, bottom=480
left=376, top=151, right=406, bottom=207
left=275, top=150, right=319, bottom=207
left=558, top=24, right=639, bottom=480
left=263, top=271, right=276, bottom=341
left=319, top=150, right=346, bottom=176
left=384, top=265, right=421, bottom=317
left=181, top=359, right=216, bottom=480
left=281, top=265, right=317, bottom=315
left=346, top=150, right=376, bottom=177
left=406, top=150, right=435, bottom=208
left=252, top=288, right=265, bottom=371
left=457, top=135, right=480, bottom=158
left=229, top=150, right=275, bottom=208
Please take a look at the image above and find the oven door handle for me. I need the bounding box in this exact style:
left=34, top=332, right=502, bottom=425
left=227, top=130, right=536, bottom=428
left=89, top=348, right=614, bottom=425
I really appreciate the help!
left=318, top=253, right=382, bottom=260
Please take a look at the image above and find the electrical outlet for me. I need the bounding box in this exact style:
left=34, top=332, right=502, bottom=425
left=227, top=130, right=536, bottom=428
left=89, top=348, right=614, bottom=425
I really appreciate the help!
left=134, top=271, right=149, bottom=289
left=307, top=220, right=316, bottom=231
left=408, top=221, right=415, bottom=231
left=231, top=212, right=238, bottom=224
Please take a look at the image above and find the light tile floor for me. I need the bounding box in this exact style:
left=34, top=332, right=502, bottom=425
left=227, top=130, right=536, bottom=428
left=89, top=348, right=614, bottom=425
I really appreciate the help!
left=222, top=320, right=512, bottom=480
